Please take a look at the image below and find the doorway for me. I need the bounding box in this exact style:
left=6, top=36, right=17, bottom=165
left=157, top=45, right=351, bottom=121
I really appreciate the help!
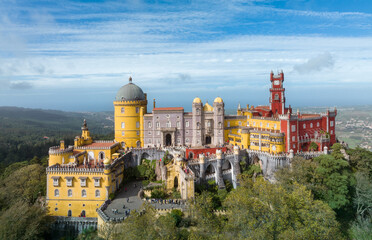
left=165, top=134, right=172, bottom=146
left=205, top=136, right=212, bottom=145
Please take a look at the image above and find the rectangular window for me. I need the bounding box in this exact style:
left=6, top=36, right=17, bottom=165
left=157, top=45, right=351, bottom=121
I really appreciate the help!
left=292, top=136, right=296, bottom=142
left=53, top=178, right=59, bottom=187
left=331, top=130, right=333, bottom=134
left=66, top=178, right=72, bottom=187
left=177, top=121, right=180, bottom=128
left=274, top=124, right=277, bottom=129
left=136, top=122, right=140, bottom=128
left=310, top=123, right=313, bottom=128
left=137, top=131, right=140, bottom=136
left=94, top=179, right=100, bottom=187
left=267, top=123, right=270, bottom=128
left=293, top=144, right=296, bottom=149
left=148, top=122, right=152, bottom=128
left=166, top=122, right=171, bottom=128
left=303, top=123, right=306, bottom=129
left=330, top=121, right=334, bottom=127
left=157, top=131, right=160, bottom=136
left=291, top=125, right=296, bottom=132
left=253, top=122, right=256, bottom=126
left=121, top=122, right=125, bottom=129
left=227, top=122, right=230, bottom=127
left=156, top=122, right=160, bottom=129
left=317, top=122, right=320, bottom=127
left=122, top=131, right=125, bottom=136
left=121, top=107, right=125, bottom=113
left=136, top=107, right=139, bottom=113
left=80, top=179, right=86, bottom=187
left=186, top=121, right=189, bottom=128
left=207, top=121, right=211, bottom=127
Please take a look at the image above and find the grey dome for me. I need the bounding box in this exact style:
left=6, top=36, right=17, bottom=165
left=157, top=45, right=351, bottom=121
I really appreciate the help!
left=115, top=77, right=146, bottom=101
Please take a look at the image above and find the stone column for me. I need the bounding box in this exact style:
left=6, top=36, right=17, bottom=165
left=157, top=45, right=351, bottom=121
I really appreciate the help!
left=216, top=150, right=225, bottom=189
left=232, top=146, right=241, bottom=189
left=199, top=154, right=205, bottom=183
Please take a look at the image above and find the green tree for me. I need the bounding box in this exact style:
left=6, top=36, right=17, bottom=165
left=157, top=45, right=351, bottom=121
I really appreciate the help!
left=276, top=154, right=352, bottom=210
left=223, top=177, right=343, bottom=240
left=0, top=201, right=49, bottom=240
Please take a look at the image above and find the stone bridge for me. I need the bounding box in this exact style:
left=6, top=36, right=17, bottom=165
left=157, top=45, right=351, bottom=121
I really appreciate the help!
left=128, top=148, right=165, bottom=167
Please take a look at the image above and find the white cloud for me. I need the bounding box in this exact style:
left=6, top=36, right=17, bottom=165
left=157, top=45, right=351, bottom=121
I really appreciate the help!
left=293, top=52, right=335, bottom=74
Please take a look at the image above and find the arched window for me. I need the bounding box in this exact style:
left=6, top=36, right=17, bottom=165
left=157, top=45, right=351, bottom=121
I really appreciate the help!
left=121, top=142, right=125, bottom=148
left=81, top=210, right=86, bottom=217
left=121, top=107, right=125, bottom=113
left=166, top=121, right=171, bottom=128
left=68, top=189, right=72, bottom=197
left=54, top=189, right=59, bottom=197
left=82, top=189, right=87, bottom=197
left=99, top=152, right=105, bottom=160
left=68, top=210, right=72, bottom=217
left=95, top=190, right=100, bottom=198
left=274, top=94, right=279, bottom=100
left=218, top=122, right=222, bottom=128
left=197, top=122, right=200, bottom=129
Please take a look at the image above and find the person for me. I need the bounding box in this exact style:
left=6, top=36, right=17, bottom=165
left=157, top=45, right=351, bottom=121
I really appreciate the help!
left=123, top=204, right=125, bottom=209
left=127, top=198, right=129, bottom=203
left=134, top=183, right=137, bottom=188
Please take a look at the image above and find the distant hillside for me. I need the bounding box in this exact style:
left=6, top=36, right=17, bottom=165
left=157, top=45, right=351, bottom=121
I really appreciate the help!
left=0, top=106, right=114, bottom=166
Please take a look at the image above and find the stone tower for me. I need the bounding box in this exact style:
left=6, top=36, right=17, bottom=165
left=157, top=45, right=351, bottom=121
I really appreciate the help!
left=213, top=97, right=224, bottom=146
left=192, top=97, right=203, bottom=147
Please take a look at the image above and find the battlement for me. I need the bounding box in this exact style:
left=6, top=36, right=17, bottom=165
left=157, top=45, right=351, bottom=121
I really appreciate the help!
left=49, top=146, right=74, bottom=155
left=46, top=164, right=104, bottom=174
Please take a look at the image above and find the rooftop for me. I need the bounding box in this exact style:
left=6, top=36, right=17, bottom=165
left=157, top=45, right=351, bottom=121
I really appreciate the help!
left=153, top=107, right=184, bottom=111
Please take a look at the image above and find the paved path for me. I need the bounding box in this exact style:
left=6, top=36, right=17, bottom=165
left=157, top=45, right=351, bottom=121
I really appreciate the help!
left=103, top=180, right=186, bottom=219
left=104, top=180, right=143, bottom=218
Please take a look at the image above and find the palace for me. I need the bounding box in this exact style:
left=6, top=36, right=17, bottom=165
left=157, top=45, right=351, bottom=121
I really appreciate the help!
left=46, top=71, right=337, bottom=219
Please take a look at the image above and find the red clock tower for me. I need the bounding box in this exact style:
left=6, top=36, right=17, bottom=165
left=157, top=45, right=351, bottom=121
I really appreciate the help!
left=270, top=70, right=286, bottom=116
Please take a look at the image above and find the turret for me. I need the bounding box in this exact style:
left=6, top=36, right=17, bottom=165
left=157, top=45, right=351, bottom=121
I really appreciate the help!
left=213, top=97, right=224, bottom=146
left=192, top=97, right=203, bottom=146
left=232, top=146, right=241, bottom=189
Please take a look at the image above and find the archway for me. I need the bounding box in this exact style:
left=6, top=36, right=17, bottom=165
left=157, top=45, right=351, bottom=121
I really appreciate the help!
left=165, top=134, right=172, bottom=146
left=205, top=136, right=212, bottom=145
left=174, top=176, right=178, bottom=189
left=99, top=152, right=105, bottom=160
left=205, top=164, right=215, bottom=175
left=81, top=210, right=86, bottom=217
left=136, top=141, right=141, bottom=148
left=188, top=152, right=194, bottom=159
left=222, top=160, right=232, bottom=171
left=141, top=152, right=150, bottom=160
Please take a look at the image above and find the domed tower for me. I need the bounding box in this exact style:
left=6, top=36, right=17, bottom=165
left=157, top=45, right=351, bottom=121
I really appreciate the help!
left=114, top=77, right=147, bottom=148
left=213, top=97, right=224, bottom=146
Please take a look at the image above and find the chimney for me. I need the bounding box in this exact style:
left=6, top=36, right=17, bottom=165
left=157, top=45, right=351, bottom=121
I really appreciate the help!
left=153, top=98, right=156, bottom=109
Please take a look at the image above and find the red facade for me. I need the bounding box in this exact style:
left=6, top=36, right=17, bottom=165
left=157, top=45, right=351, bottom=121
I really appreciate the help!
left=250, top=71, right=337, bottom=153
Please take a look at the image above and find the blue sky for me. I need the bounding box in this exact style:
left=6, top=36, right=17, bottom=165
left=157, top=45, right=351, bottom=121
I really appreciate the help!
left=0, top=0, right=372, bottom=111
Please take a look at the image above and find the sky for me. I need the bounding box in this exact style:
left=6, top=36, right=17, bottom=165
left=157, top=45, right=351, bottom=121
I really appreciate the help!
left=0, top=0, right=372, bottom=112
